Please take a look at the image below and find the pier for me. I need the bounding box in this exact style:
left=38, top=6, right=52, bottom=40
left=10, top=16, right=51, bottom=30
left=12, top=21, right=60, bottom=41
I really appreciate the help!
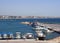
left=42, top=24, right=60, bottom=32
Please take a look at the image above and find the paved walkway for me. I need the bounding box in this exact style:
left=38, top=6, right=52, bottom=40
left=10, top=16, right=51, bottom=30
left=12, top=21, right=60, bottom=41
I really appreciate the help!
left=0, top=39, right=59, bottom=43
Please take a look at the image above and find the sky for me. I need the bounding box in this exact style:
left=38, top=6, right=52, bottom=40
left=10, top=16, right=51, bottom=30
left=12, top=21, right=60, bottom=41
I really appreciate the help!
left=0, top=0, right=60, bottom=17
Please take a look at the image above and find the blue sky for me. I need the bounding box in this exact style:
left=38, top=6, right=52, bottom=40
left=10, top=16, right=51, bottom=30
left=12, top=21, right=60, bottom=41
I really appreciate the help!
left=0, top=0, right=60, bottom=16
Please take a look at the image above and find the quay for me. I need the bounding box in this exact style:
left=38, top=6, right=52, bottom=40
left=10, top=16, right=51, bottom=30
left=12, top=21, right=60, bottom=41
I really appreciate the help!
left=42, top=23, right=60, bottom=32
left=21, top=22, right=60, bottom=32
left=0, top=39, right=59, bottom=43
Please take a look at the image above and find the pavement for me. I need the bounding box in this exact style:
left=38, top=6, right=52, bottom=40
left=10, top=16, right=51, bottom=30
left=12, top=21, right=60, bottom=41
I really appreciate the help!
left=0, top=39, right=59, bottom=43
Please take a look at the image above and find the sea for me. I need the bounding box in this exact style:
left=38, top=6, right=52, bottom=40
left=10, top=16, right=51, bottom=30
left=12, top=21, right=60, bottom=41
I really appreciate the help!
left=0, top=18, right=60, bottom=40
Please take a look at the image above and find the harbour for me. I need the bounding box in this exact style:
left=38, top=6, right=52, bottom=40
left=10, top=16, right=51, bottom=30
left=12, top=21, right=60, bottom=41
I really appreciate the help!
left=0, top=19, right=60, bottom=43
left=0, top=0, right=60, bottom=43
left=0, top=39, right=59, bottom=43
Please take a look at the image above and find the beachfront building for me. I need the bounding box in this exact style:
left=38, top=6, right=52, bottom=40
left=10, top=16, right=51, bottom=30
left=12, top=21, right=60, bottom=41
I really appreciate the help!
left=0, top=16, right=3, bottom=19
left=16, top=16, right=22, bottom=19
left=7, top=16, right=17, bottom=19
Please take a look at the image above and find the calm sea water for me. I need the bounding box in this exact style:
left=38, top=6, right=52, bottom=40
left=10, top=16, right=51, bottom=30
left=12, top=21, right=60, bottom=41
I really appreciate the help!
left=0, top=18, right=60, bottom=39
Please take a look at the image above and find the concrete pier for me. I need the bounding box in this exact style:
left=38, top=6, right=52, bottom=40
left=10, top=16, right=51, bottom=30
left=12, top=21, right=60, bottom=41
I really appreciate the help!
left=39, top=23, right=60, bottom=32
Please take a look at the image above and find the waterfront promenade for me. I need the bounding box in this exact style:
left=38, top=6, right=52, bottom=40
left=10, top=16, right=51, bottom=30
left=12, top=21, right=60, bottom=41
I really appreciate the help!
left=0, top=39, right=59, bottom=43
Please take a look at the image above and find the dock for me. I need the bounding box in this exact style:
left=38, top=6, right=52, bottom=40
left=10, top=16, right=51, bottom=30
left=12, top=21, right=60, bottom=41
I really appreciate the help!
left=39, top=23, right=60, bottom=32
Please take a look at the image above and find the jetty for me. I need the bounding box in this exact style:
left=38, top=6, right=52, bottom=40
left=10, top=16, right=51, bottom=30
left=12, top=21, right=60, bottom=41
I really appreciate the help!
left=21, top=21, right=60, bottom=34
left=42, top=23, right=60, bottom=33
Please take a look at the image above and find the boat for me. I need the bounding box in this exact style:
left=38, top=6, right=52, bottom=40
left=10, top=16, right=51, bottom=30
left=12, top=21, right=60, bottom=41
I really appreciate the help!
left=23, top=33, right=34, bottom=39
left=26, top=33, right=34, bottom=39
left=0, top=34, right=2, bottom=40
left=3, top=34, right=8, bottom=40
left=8, top=33, right=14, bottom=39
left=15, top=32, right=21, bottom=39
left=31, top=22, right=54, bottom=40
left=22, top=35, right=26, bottom=39
left=33, top=25, right=53, bottom=33
left=35, top=30, right=46, bottom=40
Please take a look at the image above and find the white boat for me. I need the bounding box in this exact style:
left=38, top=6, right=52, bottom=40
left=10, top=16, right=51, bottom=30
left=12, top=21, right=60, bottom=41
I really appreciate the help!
left=33, top=25, right=53, bottom=33
left=3, top=34, right=8, bottom=39
left=31, top=22, right=54, bottom=40
left=37, top=31, right=45, bottom=37
left=8, top=34, right=14, bottom=39
left=0, top=34, right=2, bottom=39
left=23, top=33, right=34, bottom=39
left=15, top=32, right=21, bottom=39
left=22, top=35, right=26, bottom=39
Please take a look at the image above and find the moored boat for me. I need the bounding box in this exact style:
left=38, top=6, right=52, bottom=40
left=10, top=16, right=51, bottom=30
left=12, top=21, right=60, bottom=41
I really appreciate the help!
left=0, top=34, right=2, bottom=40
left=8, top=32, right=14, bottom=39
left=26, top=33, right=34, bottom=39
left=22, top=33, right=34, bottom=39
left=3, top=33, right=8, bottom=40
left=31, top=22, right=54, bottom=40
left=15, top=32, right=21, bottom=39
